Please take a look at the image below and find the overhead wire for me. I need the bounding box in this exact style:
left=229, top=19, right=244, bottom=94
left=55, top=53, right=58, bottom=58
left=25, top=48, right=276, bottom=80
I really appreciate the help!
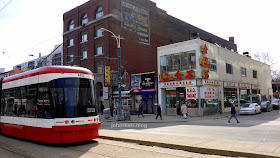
left=0, top=0, right=13, bottom=12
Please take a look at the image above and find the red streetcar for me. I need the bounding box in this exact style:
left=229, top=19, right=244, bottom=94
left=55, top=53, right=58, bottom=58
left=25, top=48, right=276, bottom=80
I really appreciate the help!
left=0, top=66, right=101, bottom=143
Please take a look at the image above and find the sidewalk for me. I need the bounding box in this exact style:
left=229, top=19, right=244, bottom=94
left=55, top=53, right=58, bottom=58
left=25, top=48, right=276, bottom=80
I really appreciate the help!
left=99, top=113, right=280, bottom=158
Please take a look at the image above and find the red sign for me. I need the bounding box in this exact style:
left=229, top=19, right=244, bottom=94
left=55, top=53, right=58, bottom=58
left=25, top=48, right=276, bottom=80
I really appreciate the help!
left=159, top=70, right=195, bottom=82
left=131, top=88, right=155, bottom=93
left=186, top=87, right=198, bottom=99
left=200, top=44, right=208, bottom=54
left=202, top=70, right=209, bottom=79
left=200, top=56, right=210, bottom=68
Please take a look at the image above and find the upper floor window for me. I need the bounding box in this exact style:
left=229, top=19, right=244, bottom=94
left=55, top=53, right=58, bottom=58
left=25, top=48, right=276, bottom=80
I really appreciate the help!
left=253, top=70, right=257, bottom=78
left=67, top=50, right=74, bottom=63
left=226, top=63, right=233, bottom=74
left=68, top=20, right=74, bottom=30
left=95, top=43, right=104, bottom=55
left=160, top=50, right=196, bottom=72
left=95, top=24, right=104, bottom=37
left=81, top=13, right=88, bottom=25
left=80, top=31, right=88, bottom=42
left=208, top=59, right=217, bottom=71
left=241, top=67, right=246, bottom=76
left=81, top=47, right=88, bottom=59
left=67, top=38, right=74, bottom=47
left=95, top=6, right=104, bottom=19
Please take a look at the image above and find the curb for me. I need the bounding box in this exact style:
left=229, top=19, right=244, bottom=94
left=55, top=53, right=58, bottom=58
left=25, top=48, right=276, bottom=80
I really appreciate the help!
left=99, top=135, right=279, bottom=158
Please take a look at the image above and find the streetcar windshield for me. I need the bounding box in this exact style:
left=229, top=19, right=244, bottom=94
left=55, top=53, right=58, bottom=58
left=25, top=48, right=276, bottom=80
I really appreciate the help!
left=50, top=78, right=96, bottom=118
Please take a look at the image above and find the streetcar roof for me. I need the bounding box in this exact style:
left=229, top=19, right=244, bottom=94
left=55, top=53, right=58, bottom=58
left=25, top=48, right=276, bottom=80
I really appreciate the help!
left=2, top=66, right=94, bottom=84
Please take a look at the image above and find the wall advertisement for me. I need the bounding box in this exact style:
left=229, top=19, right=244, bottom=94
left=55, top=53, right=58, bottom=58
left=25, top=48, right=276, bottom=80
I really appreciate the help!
left=121, top=0, right=150, bottom=45
left=200, top=86, right=221, bottom=99
left=186, top=87, right=198, bottom=99
left=131, top=72, right=155, bottom=93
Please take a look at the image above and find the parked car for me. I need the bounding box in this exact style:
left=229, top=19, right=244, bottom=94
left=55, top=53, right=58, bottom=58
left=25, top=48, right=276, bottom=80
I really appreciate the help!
left=271, top=99, right=280, bottom=110
left=260, top=101, right=273, bottom=112
left=239, top=103, right=261, bottom=115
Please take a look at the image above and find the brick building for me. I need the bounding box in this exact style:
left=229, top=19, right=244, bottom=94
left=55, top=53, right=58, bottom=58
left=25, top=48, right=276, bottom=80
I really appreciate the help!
left=63, top=0, right=237, bottom=113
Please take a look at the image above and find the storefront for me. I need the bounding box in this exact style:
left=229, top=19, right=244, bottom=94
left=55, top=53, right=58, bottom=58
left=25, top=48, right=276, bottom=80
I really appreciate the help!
left=131, top=72, right=156, bottom=114
left=239, top=83, right=250, bottom=105
left=224, top=82, right=238, bottom=110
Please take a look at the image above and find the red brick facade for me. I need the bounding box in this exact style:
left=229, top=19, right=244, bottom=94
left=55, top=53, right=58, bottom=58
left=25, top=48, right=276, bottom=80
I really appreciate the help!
left=63, top=0, right=237, bottom=76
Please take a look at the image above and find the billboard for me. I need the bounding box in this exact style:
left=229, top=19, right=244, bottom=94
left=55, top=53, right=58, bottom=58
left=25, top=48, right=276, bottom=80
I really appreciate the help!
left=121, top=0, right=150, bottom=45
left=131, top=72, right=155, bottom=93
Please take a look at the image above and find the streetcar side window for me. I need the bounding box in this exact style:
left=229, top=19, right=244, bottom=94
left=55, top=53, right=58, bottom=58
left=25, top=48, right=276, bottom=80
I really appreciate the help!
left=26, top=84, right=38, bottom=118
left=37, top=83, right=52, bottom=119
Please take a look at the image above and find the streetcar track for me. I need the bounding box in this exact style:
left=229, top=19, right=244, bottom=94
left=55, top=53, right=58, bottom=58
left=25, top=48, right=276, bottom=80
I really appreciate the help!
left=64, top=147, right=113, bottom=158
left=0, top=145, right=32, bottom=158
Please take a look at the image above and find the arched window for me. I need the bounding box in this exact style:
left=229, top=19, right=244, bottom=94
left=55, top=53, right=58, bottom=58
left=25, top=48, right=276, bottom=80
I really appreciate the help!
left=81, top=13, right=88, bottom=25
left=68, top=20, right=74, bottom=30
left=95, top=6, right=104, bottom=19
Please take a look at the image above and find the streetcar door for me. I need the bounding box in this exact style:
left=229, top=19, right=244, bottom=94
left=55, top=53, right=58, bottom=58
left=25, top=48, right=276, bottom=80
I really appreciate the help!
left=0, top=78, right=3, bottom=132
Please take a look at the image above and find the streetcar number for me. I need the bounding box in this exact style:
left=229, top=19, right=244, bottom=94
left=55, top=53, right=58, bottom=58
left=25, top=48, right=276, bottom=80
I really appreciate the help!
left=87, top=108, right=95, bottom=113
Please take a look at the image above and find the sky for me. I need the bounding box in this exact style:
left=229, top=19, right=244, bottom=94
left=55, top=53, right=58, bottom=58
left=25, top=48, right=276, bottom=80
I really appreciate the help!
left=1, top=0, right=280, bottom=72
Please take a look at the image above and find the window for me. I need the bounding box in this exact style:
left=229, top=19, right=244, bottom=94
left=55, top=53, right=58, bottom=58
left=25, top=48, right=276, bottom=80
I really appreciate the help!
left=253, top=70, right=257, bottom=78
left=95, top=6, right=104, bottom=19
left=95, top=60, right=104, bottom=73
left=160, top=50, right=196, bottom=73
left=81, top=47, right=88, bottom=59
left=68, top=20, right=74, bottom=30
left=81, top=13, right=88, bottom=25
left=80, top=31, right=88, bottom=42
left=208, top=59, right=217, bottom=71
left=226, top=63, right=233, bottom=74
left=241, top=67, right=246, bottom=76
left=95, top=43, right=104, bottom=55
left=95, top=24, right=104, bottom=37
left=68, top=38, right=74, bottom=47
left=67, top=50, right=74, bottom=63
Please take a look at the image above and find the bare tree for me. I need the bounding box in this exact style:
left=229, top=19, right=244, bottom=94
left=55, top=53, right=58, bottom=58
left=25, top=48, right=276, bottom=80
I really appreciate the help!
left=253, top=52, right=280, bottom=81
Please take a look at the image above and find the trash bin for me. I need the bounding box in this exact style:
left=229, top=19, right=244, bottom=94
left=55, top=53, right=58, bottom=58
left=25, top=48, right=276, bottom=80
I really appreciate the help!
left=103, top=108, right=110, bottom=119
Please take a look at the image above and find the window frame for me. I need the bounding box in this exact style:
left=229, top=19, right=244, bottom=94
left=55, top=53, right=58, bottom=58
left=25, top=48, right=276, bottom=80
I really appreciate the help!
left=80, top=31, right=88, bottom=43
left=226, top=63, right=233, bottom=74
left=95, top=6, right=104, bottom=19
left=208, top=58, right=217, bottom=71
left=253, top=70, right=257, bottom=78
left=81, top=13, right=88, bottom=25
left=95, top=43, right=104, bottom=55
left=241, top=67, right=247, bottom=77
left=95, top=24, right=104, bottom=38
left=68, top=20, right=74, bottom=31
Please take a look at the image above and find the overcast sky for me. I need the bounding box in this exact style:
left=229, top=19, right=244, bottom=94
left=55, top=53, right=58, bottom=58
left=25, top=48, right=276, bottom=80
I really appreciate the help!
left=1, top=0, right=279, bottom=71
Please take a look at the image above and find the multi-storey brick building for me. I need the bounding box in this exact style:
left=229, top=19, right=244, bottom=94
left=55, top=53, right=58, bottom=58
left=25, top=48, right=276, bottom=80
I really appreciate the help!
left=63, top=0, right=237, bottom=113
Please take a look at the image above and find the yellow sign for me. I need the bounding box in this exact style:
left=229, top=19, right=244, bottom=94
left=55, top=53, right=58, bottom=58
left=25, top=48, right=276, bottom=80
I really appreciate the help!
left=105, top=66, right=110, bottom=87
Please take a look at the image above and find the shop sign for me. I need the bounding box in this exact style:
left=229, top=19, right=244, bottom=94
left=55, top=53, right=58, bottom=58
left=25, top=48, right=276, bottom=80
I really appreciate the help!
left=159, top=80, right=196, bottom=88
left=103, top=87, right=108, bottom=100
left=201, top=69, right=209, bottom=79
left=240, top=90, right=247, bottom=95
left=186, top=87, right=198, bottom=99
left=252, top=84, right=260, bottom=90
left=239, top=83, right=250, bottom=89
left=104, top=66, right=111, bottom=87
left=224, top=82, right=238, bottom=88
left=200, top=87, right=220, bottom=99
left=202, top=79, right=221, bottom=86
left=131, top=72, right=155, bottom=93
left=131, top=88, right=155, bottom=93
left=200, top=44, right=208, bottom=54
left=159, top=70, right=195, bottom=82
left=200, top=56, right=210, bottom=68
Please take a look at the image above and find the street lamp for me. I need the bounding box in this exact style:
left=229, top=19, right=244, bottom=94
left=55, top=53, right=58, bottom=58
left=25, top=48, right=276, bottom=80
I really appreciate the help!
left=100, top=28, right=124, bottom=121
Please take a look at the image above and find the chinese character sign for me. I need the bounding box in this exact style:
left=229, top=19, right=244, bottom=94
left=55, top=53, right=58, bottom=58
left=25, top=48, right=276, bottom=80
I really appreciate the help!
left=200, top=87, right=220, bottom=99
left=104, top=66, right=110, bottom=87
left=186, top=87, right=198, bottom=99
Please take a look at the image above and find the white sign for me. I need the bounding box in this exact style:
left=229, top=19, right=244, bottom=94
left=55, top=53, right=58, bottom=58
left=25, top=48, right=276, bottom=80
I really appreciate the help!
left=239, top=83, right=250, bottom=89
left=200, top=86, right=220, bottom=99
left=224, top=82, right=238, bottom=88
left=159, top=80, right=196, bottom=88
left=186, top=87, right=198, bottom=99
left=103, top=87, right=108, bottom=100
left=202, top=79, right=221, bottom=86
left=87, top=108, right=95, bottom=113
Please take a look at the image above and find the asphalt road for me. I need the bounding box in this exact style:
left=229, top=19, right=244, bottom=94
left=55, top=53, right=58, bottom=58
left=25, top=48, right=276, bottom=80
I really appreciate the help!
left=101, top=110, right=280, bottom=143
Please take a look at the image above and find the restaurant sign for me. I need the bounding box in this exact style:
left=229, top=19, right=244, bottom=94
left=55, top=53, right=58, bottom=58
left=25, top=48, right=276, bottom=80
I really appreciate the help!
left=159, top=70, right=195, bottom=82
left=159, top=80, right=196, bottom=88
left=186, top=87, right=198, bottom=99
left=202, top=79, right=221, bottom=86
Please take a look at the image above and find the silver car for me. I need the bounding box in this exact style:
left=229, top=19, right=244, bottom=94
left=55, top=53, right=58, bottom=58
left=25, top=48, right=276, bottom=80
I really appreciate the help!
left=239, top=103, right=261, bottom=115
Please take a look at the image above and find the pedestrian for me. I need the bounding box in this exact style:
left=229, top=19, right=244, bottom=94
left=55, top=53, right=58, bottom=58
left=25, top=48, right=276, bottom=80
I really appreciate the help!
left=101, top=103, right=105, bottom=115
left=181, top=104, right=188, bottom=119
left=155, top=104, right=162, bottom=120
left=110, top=104, right=114, bottom=117
left=228, top=103, right=240, bottom=123
left=138, top=104, right=144, bottom=118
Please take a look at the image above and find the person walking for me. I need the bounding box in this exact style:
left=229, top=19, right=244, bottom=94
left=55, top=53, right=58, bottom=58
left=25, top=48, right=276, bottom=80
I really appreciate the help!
left=181, top=104, right=188, bottom=119
left=155, top=104, right=162, bottom=120
left=138, top=104, right=144, bottom=118
left=101, top=103, right=105, bottom=115
left=110, top=104, right=114, bottom=117
left=228, top=103, right=240, bottom=123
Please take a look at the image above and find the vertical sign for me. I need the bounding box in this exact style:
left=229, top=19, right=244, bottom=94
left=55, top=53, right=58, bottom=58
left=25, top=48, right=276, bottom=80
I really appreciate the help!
left=104, top=66, right=110, bottom=87
left=121, top=0, right=150, bottom=45
left=103, top=87, right=108, bottom=100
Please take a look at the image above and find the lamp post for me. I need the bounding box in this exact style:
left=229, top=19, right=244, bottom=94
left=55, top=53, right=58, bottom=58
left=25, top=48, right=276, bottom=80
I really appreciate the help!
left=100, top=28, right=123, bottom=121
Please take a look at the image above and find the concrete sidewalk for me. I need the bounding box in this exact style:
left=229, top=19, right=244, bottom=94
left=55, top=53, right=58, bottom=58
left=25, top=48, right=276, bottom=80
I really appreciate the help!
left=99, top=114, right=280, bottom=158
left=99, top=129, right=280, bottom=158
